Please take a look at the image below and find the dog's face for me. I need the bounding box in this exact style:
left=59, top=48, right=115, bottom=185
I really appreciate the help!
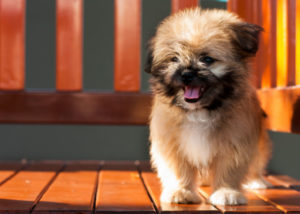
left=146, top=9, right=262, bottom=111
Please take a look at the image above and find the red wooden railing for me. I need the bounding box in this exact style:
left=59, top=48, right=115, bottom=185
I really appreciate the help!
left=56, top=0, right=83, bottom=91
left=229, top=0, right=300, bottom=133
left=0, top=0, right=298, bottom=133
left=0, top=0, right=25, bottom=90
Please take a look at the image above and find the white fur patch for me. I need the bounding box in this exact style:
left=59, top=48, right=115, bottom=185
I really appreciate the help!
left=210, top=188, right=247, bottom=205
left=243, top=178, right=272, bottom=189
left=179, top=110, right=216, bottom=167
left=210, top=64, right=227, bottom=77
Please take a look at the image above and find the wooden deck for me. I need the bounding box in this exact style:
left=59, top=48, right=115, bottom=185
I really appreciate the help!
left=0, top=161, right=299, bottom=213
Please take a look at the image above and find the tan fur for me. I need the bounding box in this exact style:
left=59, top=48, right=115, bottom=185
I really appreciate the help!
left=147, top=8, right=272, bottom=205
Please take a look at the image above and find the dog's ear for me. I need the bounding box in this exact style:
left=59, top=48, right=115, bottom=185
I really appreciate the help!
left=230, top=22, right=263, bottom=58
left=144, top=47, right=154, bottom=74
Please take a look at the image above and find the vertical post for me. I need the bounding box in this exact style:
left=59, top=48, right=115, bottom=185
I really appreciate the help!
left=296, top=0, right=300, bottom=85
left=261, top=0, right=277, bottom=88
left=287, top=0, right=296, bottom=86
left=276, top=0, right=295, bottom=87
left=171, top=0, right=198, bottom=14
left=56, top=0, right=83, bottom=91
left=0, top=0, right=25, bottom=90
left=114, top=0, right=141, bottom=92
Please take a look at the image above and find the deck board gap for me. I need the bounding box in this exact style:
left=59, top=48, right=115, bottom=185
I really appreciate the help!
left=249, top=188, right=287, bottom=213
left=136, top=161, right=159, bottom=214
left=0, top=162, right=27, bottom=187
left=29, top=162, right=66, bottom=213
left=91, top=162, right=102, bottom=214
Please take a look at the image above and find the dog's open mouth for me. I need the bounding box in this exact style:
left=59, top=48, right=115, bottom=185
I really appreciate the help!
left=183, top=86, right=205, bottom=103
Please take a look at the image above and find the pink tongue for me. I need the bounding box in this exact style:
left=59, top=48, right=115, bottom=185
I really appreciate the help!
left=184, top=86, right=201, bottom=99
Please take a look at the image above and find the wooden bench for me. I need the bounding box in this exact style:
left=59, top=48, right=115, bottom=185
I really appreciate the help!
left=0, top=0, right=300, bottom=213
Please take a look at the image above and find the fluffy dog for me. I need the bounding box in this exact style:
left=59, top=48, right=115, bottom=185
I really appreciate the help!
left=145, top=8, right=272, bottom=205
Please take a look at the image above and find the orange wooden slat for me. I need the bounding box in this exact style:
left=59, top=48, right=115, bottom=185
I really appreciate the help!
left=0, top=162, right=63, bottom=213
left=276, top=0, right=296, bottom=87
left=171, top=0, right=198, bottom=14
left=267, top=175, right=300, bottom=190
left=296, top=0, right=300, bottom=85
left=252, top=177, right=300, bottom=213
left=0, top=0, right=25, bottom=90
left=276, top=0, right=287, bottom=86
left=257, top=86, right=300, bottom=133
left=227, top=0, right=253, bottom=22
left=287, top=0, right=296, bottom=86
left=33, top=162, right=99, bottom=213
left=140, top=162, right=219, bottom=213
left=199, top=186, right=282, bottom=213
left=0, top=162, right=24, bottom=185
left=114, top=0, right=141, bottom=92
left=252, top=0, right=263, bottom=88
left=261, top=0, right=277, bottom=88
left=56, top=0, right=83, bottom=91
left=228, top=0, right=262, bottom=88
left=96, top=161, right=155, bottom=213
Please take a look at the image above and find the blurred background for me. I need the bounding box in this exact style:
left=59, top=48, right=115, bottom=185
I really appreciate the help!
left=1, top=0, right=300, bottom=180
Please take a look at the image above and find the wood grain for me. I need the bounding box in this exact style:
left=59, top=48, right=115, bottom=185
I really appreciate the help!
left=0, top=162, right=63, bottom=213
left=267, top=175, right=300, bottom=190
left=257, top=86, right=300, bottom=133
left=0, top=92, right=152, bottom=125
left=252, top=188, right=300, bottom=213
left=0, top=0, right=25, bottom=90
left=96, top=161, right=155, bottom=213
left=199, top=186, right=281, bottom=213
left=0, top=162, right=24, bottom=186
left=261, top=0, right=277, bottom=88
left=171, top=0, right=198, bottom=14
left=276, top=0, right=290, bottom=87
left=287, top=0, right=296, bottom=86
left=56, top=0, right=83, bottom=91
left=114, top=0, right=141, bottom=92
left=140, top=165, right=219, bottom=213
left=32, top=162, right=99, bottom=214
left=296, top=0, right=300, bottom=85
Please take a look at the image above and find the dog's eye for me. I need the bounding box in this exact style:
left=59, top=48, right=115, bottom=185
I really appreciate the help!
left=201, top=56, right=215, bottom=65
left=170, top=57, right=179, bottom=62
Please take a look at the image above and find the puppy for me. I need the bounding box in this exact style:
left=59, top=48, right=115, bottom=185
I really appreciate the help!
left=145, top=8, right=272, bottom=206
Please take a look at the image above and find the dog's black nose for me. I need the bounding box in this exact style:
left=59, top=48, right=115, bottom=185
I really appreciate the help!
left=181, top=72, right=195, bottom=85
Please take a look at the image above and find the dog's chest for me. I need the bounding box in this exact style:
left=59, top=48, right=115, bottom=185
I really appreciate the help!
left=179, top=111, right=217, bottom=167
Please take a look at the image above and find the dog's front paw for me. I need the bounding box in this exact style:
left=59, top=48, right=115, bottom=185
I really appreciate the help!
left=243, top=178, right=273, bottom=189
left=161, top=188, right=201, bottom=204
left=210, top=188, right=247, bottom=205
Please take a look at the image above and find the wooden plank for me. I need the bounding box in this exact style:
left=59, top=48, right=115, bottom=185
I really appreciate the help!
left=56, top=0, right=83, bottom=91
left=0, top=92, right=152, bottom=125
left=0, top=0, right=25, bottom=90
left=252, top=0, right=262, bottom=88
left=267, top=175, right=300, bottom=191
left=227, top=0, right=253, bottom=23
left=261, top=0, right=277, bottom=88
left=276, top=0, right=287, bottom=86
left=32, top=161, right=99, bottom=214
left=140, top=162, right=219, bottom=214
left=199, top=186, right=282, bottom=213
left=95, top=161, right=155, bottom=213
left=0, top=162, right=24, bottom=186
left=114, top=0, right=141, bottom=92
left=296, top=0, right=300, bottom=85
left=252, top=186, right=300, bottom=213
left=227, top=0, right=262, bottom=88
left=287, top=0, right=296, bottom=86
left=0, top=162, right=63, bottom=213
left=257, top=86, right=300, bottom=133
left=171, top=0, right=198, bottom=14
